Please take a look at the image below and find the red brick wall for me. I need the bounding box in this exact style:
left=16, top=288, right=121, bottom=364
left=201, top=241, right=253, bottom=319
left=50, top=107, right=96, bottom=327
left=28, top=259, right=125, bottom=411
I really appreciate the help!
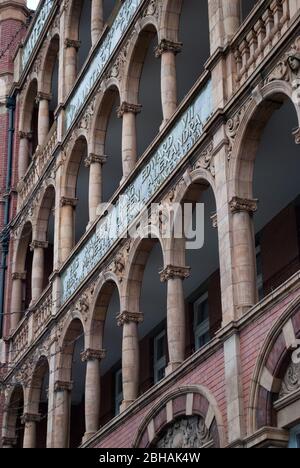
left=95, top=347, right=226, bottom=448
left=240, top=287, right=300, bottom=433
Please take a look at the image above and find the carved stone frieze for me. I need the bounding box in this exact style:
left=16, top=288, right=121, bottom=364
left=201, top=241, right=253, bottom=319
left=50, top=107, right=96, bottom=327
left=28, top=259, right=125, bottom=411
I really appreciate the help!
left=225, top=99, right=253, bottom=161
left=266, top=36, right=300, bottom=86
left=109, top=240, right=131, bottom=282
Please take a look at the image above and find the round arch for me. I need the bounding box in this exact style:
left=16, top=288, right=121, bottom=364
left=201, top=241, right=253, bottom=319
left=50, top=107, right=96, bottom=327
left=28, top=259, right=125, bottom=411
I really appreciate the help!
left=229, top=80, right=300, bottom=200
left=248, top=295, right=300, bottom=434
left=39, top=34, right=60, bottom=96
left=159, top=0, right=182, bottom=43
left=122, top=21, right=159, bottom=104
left=133, top=385, right=226, bottom=448
left=56, top=316, right=86, bottom=383
left=87, top=271, right=122, bottom=350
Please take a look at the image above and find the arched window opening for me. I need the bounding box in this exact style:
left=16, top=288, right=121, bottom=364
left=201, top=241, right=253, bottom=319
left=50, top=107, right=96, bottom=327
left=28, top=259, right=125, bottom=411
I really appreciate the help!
left=176, top=0, right=210, bottom=103
left=19, top=79, right=38, bottom=178
left=37, top=186, right=56, bottom=291
left=252, top=100, right=300, bottom=300
left=75, top=147, right=89, bottom=243
left=78, top=0, right=92, bottom=71
left=183, top=184, right=222, bottom=355
left=135, top=27, right=161, bottom=157
left=99, top=282, right=122, bottom=425
left=70, top=332, right=86, bottom=448
left=4, top=386, right=25, bottom=449
left=240, top=0, right=258, bottom=23
left=31, top=358, right=50, bottom=449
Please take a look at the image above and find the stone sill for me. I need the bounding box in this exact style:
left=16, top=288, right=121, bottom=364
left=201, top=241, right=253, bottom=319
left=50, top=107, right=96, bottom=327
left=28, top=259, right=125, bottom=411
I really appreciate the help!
left=243, top=427, right=289, bottom=448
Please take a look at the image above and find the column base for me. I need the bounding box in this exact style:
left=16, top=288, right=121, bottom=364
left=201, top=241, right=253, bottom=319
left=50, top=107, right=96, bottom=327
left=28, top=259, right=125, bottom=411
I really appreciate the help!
left=165, top=362, right=182, bottom=376
left=120, top=400, right=135, bottom=413
left=160, top=120, right=170, bottom=132
left=82, top=432, right=96, bottom=443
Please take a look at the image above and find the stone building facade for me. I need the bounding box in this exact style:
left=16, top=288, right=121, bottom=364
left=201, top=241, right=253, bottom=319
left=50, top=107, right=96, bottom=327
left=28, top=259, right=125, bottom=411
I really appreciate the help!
left=0, top=0, right=300, bottom=449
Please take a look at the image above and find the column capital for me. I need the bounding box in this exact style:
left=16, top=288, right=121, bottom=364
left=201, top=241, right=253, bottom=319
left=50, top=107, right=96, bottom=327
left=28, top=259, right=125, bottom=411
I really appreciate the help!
left=2, top=436, right=17, bottom=447
left=81, top=348, right=106, bottom=362
left=54, top=380, right=73, bottom=393
left=117, top=311, right=143, bottom=327
left=36, top=91, right=52, bottom=102
left=117, top=102, right=142, bottom=118
left=12, top=271, right=26, bottom=281
left=64, top=38, right=81, bottom=50
left=84, top=153, right=107, bottom=167
left=21, top=413, right=41, bottom=424
left=229, top=196, right=258, bottom=215
left=30, top=240, right=49, bottom=251
left=60, top=196, right=78, bottom=208
left=155, top=39, right=182, bottom=58
left=19, top=131, right=32, bottom=140
left=159, top=265, right=191, bottom=282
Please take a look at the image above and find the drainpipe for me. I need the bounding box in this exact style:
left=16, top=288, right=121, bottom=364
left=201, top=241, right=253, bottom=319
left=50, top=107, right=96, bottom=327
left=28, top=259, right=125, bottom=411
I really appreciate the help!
left=0, top=95, right=15, bottom=337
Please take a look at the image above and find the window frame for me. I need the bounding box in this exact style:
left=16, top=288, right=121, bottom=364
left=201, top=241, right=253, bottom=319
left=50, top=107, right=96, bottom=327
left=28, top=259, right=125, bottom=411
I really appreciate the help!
left=289, top=424, right=300, bottom=448
left=153, top=330, right=167, bottom=384
left=193, top=292, right=210, bottom=351
left=114, top=368, right=123, bottom=416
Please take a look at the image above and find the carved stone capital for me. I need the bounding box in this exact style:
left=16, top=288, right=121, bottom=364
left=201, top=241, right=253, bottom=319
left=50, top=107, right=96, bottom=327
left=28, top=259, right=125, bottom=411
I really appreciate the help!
left=19, top=131, right=32, bottom=140
left=36, top=91, right=52, bottom=102
left=81, top=348, right=106, bottom=362
left=60, top=196, right=78, bottom=208
left=117, top=311, right=143, bottom=327
left=2, top=436, right=17, bottom=447
left=64, top=38, right=81, bottom=50
left=155, top=39, right=182, bottom=58
left=117, top=102, right=142, bottom=118
left=229, top=196, right=258, bottom=215
left=21, top=413, right=41, bottom=424
left=159, top=265, right=191, bottom=282
left=84, top=153, right=107, bottom=167
left=54, top=380, right=73, bottom=393
left=30, top=240, right=49, bottom=251
left=12, top=272, right=26, bottom=281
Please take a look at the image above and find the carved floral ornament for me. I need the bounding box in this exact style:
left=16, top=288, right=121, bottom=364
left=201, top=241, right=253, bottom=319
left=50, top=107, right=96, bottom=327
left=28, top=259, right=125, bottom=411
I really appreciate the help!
left=155, top=416, right=213, bottom=449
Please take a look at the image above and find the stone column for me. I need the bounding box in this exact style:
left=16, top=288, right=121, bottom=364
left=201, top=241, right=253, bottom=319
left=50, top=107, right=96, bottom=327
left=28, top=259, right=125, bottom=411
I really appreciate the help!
left=117, top=102, right=142, bottom=181
left=85, top=154, right=107, bottom=223
left=160, top=265, right=190, bottom=374
left=81, top=348, right=106, bottom=441
left=64, top=39, right=80, bottom=96
left=91, top=0, right=104, bottom=46
left=117, top=311, right=143, bottom=411
left=30, top=240, right=48, bottom=303
left=37, top=92, right=51, bottom=147
left=230, top=197, right=258, bottom=315
left=155, top=39, right=182, bottom=127
left=10, top=272, right=26, bottom=333
left=60, top=197, right=77, bottom=263
left=222, top=0, right=241, bottom=43
left=53, top=381, right=72, bottom=448
left=18, top=131, right=32, bottom=179
left=22, top=413, right=41, bottom=449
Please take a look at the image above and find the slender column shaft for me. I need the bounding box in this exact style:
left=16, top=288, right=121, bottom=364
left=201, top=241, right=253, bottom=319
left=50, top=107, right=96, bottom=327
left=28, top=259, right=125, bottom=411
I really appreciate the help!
left=117, top=312, right=143, bottom=411
left=64, top=40, right=80, bottom=95
left=118, top=103, right=141, bottom=181
left=54, top=382, right=72, bottom=448
left=10, top=274, right=25, bottom=332
left=37, top=94, right=50, bottom=146
left=18, top=133, right=31, bottom=179
left=60, top=197, right=77, bottom=263
left=91, top=0, right=104, bottom=46
left=85, top=154, right=106, bottom=223
left=160, top=265, right=190, bottom=374
left=31, top=241, right=48, bottom=303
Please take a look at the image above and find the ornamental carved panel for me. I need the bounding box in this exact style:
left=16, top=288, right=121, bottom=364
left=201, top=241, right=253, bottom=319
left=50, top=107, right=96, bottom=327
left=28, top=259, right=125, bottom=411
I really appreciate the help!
left=154, top=416, right=213, bottom=449
left=279, top=361, right=300, bottom=399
